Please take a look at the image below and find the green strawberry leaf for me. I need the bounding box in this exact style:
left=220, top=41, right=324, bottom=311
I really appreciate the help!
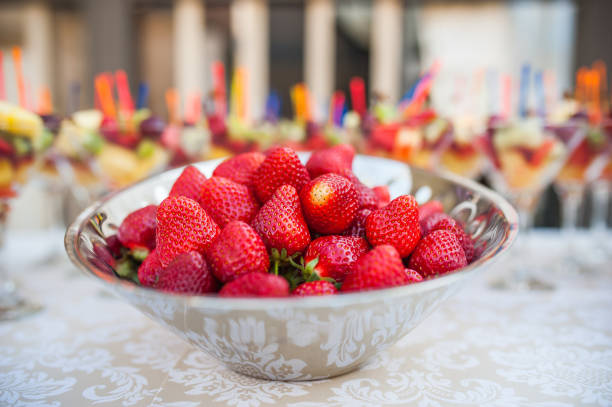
left=130, top=248, right=150, bottom=263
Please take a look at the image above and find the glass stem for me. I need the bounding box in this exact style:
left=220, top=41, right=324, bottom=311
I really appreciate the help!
left=560, top=186, right=583, bottom=235
left=591, top=180, right=610, bottom=232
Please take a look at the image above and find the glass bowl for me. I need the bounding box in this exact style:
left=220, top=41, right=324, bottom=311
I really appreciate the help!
left=65, top=154, right=518, bottom=381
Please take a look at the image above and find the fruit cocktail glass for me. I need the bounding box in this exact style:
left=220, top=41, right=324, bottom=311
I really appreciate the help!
left=482, top=116, right=581, bottom=290
left=367, top=110, right=450, bottom=171
left=439, top=115, right=486, bottom=179
left=553, top=117, right=610, bottom=273
left=0, top=101, right=52, bottom=320
left=586, top=118, right=612, bottom=268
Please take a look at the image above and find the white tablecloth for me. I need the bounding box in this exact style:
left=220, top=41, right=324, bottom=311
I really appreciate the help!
left=1, top=230, right=612, bottom=407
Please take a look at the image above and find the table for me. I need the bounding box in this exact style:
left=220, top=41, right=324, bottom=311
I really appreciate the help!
left=1, top=230, right=612, bottom=407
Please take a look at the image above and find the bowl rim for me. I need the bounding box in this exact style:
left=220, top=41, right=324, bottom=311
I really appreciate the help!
left=65, top=155, right=519, bottom=309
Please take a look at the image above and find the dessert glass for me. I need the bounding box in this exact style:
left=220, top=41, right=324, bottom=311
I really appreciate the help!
left=0, top=101, right=48, bottom=320
left=483, top=117, right=580, bottom=289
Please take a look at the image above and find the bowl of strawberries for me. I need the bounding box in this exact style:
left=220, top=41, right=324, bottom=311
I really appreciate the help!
left=65, top=144, right=517, bottom=381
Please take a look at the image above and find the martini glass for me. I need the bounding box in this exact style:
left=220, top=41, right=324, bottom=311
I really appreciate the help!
left=439, top=115, right=486, bottom=179
left=483, top=117, right=582, bottom=290
left=553, top=120, right=610, bottom=274
left=0, top=102, right=48, bottom=320
left=584, top=121, right=612, bottom=269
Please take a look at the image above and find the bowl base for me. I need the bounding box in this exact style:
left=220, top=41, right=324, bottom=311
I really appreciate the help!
left=225, top=361, right=366, bottom=382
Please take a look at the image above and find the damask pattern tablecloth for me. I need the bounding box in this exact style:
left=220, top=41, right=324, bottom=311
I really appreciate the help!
left=1, top=232, right=612, bottom=407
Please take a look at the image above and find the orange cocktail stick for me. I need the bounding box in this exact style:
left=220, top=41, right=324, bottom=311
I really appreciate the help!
left=11, top=47, right=26, bottom=108
left=593, top=60, right=609, bottom=114
left=94, top=74, right=117, bottom=119
left=575, top=67, right=588, bottom=105
left=0, top=50, right=5, bottom=100
left=115, top=70, right=134, bottom=117
left=37, top=86, right=53, bottom=115
left=165, top=88, right=180, bottom=124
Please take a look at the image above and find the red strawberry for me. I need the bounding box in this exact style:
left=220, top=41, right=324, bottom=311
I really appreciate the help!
left=336, top=169, right=378, bottom=210
left=342, top=245, right=410, bottom=292
left=304, top=235, right=369, bottom=282
left=306, top=144, right=355, bottom=178
left=405, top=268, right=423, bottom=283
left=105, top=234, right=123, bottom=258
left=198, top=176, right=259, bottom=228
left=219, top=272, right=289, bottom=297
left=372, top=186, right=390, bottom=208
left=212, top=151, right=265, bottom=189
left=365, top=195, right=421, bottom=257
left=0, top=138, right=15, bottom=155
left=300, top=173, right=359, bottom=234
left=206, top=221, right=270, bottom=283
left=253, top=146, right=310, bottom=203
left=418, top=200, right=444, bottom=223
left=408, top=229, right=467, bottom=277
left=251, top=185, right=310, bottom=256
left=93, top=242, right=116, bottom=269
left=156, top=251, right=218, bottom=294
left=156, top=196, right=220, bottom=267
left=169, top=165, right=207, bottom=201
left=343, top=208, right=372, bottom=238
left=420, top=212, right=452, bottom=236
left=138, top=250, right=163, bottom=287
left=117, top=205, right=157, bottom=250
left=427, top=217, right=475, bottom=263
left=292, top=280, right=337, bottom=296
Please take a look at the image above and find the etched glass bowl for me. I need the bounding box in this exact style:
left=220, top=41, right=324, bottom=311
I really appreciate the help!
left=65, top=154, right=518, bottom=381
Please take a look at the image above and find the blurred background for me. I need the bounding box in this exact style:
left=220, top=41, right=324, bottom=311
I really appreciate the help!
left=1, top=0, right=610, bottom=116
left=1, top=0, right=611, bottom=233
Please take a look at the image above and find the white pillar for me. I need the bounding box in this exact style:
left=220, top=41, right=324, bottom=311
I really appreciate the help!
left=304, top=0, right=335, bottom=121
left=173, top=0, right=206, bottom=113
left=23, top=0, right=54, bottom=105
left=371, top=0, right=403, bottom=104
left=231, top=0, right=269, bottom=122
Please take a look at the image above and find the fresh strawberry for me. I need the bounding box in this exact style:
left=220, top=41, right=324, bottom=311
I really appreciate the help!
left=405, top=268, right=423, bottom=283
left=342, top=245, right=410, bottom=292
left=292, top=280, right=337, bottom=296
left=0, top=138, right=14, bottom=155
left=527, top=138, right=555, bottom=167
left=342, top=208, right=371, bottom=238
left=365, top=195, right=421, bottom=257
left=105, top=234, right=123, bottom=258
left=419, top=212, right=452, bottom=236
left=212, top=151, right=265, bottom=189
left=156, top=196, right=220, bottom=267
left=156, top=251, right=218, bottom=294
left=138, top=250, right=163, bottom=287
left=304, top=235, right=369, bottom=282
left=251, top=184, right=310, bottom=256
left=418, top=200, right=444, bottom=223
left=427, top=217, right=476, bottom=263
left=93, top=241, right=116, bottom=269
left=117, top=205, right=157, bottom=250
left=372, top=185, right=390, bottom=208
left=336, top=169, right=378, bottom=210
left=408, top=229, right=467, bottom=277
left=205, top=221, right=270, bottom=283
left=353, top=182, right=379, bottom=210
left=305, top=144, right=355, bottom=178
left=169, top=165, right=207, bottom=201
left=219, top=272, right=289, bottom=297
left=300, top=173, right=359, bottom=234
left=198, top=176, right=259, bottom=228
left=253, top=146, right=310, bottom=203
